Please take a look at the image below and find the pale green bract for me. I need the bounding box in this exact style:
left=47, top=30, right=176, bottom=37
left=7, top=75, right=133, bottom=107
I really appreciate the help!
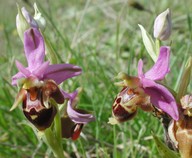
left=177, top=56, right=192, bottom=99
left=138, top=24, right=157, bottom=62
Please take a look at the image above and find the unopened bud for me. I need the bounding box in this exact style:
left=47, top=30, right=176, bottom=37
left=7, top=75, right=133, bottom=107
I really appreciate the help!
left=34, top=3, right=46, bottom=31
left=153, top=8, right=171, bottom=41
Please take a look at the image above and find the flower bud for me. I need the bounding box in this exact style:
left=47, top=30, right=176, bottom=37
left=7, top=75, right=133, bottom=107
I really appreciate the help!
left=33, top=3, right=46, bottom=31
left=153, top=8, right=171, bottom=41
left=16, top=4, right=30, bottom=42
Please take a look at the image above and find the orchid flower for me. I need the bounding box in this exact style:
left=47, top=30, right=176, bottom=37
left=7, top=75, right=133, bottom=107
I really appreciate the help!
left=11, top=28, right=82, bottom=130
left=138, top=46, right=178, bottom=120
left=61, top=90, right=95, bottom=140
left=110, top=46, right=179, bottom=124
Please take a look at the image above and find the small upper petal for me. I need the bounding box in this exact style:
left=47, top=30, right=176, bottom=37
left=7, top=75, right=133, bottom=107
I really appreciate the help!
left=43, top=64, right=82, bottom=85
left=143, top=81, right=179, bottom=120
left=145, top=46, right=170, bottom=81
left=24, top=28, right=45, bottom=70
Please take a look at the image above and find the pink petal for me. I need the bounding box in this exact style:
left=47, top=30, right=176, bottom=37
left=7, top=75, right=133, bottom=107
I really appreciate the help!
left=43, top=64, right=82, bottom=85
left=143, top=81, right=179, bottom=120
left=15, top=60, right=31, bottom=77
left=145, top=46, right=170, bottom=81
left=32, top=61, right=49, bottom=79
left=12, top=72, right=25, bottom=85
left=67, top=97, right=95, bottom=124
left=24, top=28, right=45, bottom=70
left=138, top=59, right=144, bottom=78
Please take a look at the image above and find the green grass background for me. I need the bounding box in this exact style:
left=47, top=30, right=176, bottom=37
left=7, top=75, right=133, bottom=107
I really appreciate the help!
left=0, top=0, right=191, bottom=157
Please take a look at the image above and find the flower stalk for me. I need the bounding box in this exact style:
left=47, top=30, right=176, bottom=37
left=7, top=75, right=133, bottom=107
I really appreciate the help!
left=155, top=39, right=160, bottom=55
left=51, top=99, right=62, bottom=141
left=44, top=128, right=65, bottom=158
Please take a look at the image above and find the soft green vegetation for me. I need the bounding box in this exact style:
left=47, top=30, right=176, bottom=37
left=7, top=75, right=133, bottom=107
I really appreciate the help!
left=0, top=0, right=191, bottom=157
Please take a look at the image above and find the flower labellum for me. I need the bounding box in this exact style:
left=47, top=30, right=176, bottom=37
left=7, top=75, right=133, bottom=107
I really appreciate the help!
left=22, top=79, right=64, bottom=130
left=110, top=87, right=152, bottom=124
left=153, top=8, right=171, bottom=41
left=109, top=75, right=153, bottom=125
left=61, top=117, right=84, bottom=141
left=61, top=90, right=95, bottom=140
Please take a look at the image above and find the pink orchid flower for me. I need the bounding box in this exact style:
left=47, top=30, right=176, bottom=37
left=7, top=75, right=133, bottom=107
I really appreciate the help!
left=11, top=28, right=82, bottom=130
left=138, top=46, right=179, bottom=120
left=110, top=46, right=179, bottom=124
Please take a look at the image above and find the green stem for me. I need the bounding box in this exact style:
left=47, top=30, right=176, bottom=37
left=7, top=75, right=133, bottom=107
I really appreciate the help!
left=54, top=104, right=62, bottom=141
left=44, top=128, right=65, bottom=158
left=44, top=99, right=64, bottom=158
left=155, top=39, right=160, bottom=55
left=113, top=125, right=117, bottom=157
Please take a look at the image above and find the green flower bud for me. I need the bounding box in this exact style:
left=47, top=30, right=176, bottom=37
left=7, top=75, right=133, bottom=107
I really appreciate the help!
left=16, top=4, right=30, bottom=42
left=154, top=9, right=172, bottom=41
left=34, top=3, right=46, bottom=31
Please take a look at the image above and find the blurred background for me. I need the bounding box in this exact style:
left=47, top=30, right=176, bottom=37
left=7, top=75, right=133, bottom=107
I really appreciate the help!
left=0, top=0, right=191, bottom=157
